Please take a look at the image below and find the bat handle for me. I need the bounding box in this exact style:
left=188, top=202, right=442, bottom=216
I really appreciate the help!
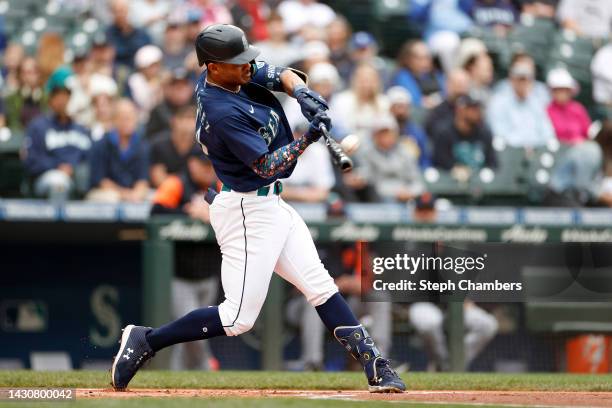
left=317, top=123, right=353, bottom=172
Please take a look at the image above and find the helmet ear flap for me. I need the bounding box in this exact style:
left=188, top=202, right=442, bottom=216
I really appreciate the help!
left=249, top=60, right=258, bottom=76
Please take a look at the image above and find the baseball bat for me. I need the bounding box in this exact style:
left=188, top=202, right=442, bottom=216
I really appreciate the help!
left=319, top=123, right=353, bottom=172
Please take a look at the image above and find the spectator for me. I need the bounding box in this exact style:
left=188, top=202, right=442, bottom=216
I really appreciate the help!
left=348, top=32, right=390, bottom=85
left=67, top=49, right=97, bottom=127
left=326, top=16, right=352, bottom=80
left=128, top=45, right=165, bottom=122
left=354, top=115, right=424, bottom=202
left=595, top=120, right=612, bottom=206
left=150, top=150, right=221, bottom=371
left=284, top=62, right=340, bottom=132
left=146, top=68, right=194, bottom=138
left=294, top=41, right=331, bottom=75
left=36, top=32, right=65, bottom=85
left=129, top=0, right=170, bottom=45
left=89, top=33, right=117, bottom=79
left=409, top=0, right=473, bottom=41
left=281, top=123, right=336, bottom=203
left=431, top=91, right=497, bottom=171
left=186, top=0, right=233, bottom=28
left=493, top=52, right=550, bottom=105
left=151, top=148, right=216, bottom=218
left=23, top=68, right=91, bottom=200
left=409, top=301, right=498, bottom=371
left=424, top=68, right=471, bottom=137
left=463, top=52, right=494, bottom=100
left=254, top=12, right=301, bottom=68
left=591, top=41, right=612, bottom=108
left=329, top=63, right=390, bottom=140
left=520, top=0, right=558, bottom=19
left=162, top=14, right=192, bottom=71
left=1, top=43, right=25, bottom=95
left=557, top=0, right=612, bottom=41
left=469, top=0, right=518, bottom=35
left=87, top=98, right=150, bottom=203
left=277, top=0, right=336, bottom=36
left=390, top=40, right=445, bottom=110
left=546, top=68, right=591, bottom=145
left=455, top=37, right=488, bottom=70
left=185, top=8, right=205, bottom=44
left=106, top=0, right=152, bottom=69
left=487, top=60, right=555, bottom=147
left=387, top=86, right=432, bottom=169
left=4, top=57, right=46, bottom=132
left=150, top=105, right=198, bottom=188
left=230, top=0, right=270, bottom=42
left=90, top=74, right=119, bottom=142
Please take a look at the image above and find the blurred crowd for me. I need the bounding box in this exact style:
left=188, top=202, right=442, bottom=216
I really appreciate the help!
left=1, top=0, right=612, bottom=210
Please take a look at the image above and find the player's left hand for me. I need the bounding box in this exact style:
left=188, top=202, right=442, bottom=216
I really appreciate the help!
left=294, top=85, right=329, bottom=121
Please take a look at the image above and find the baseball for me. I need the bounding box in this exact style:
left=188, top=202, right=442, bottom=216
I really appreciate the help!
left=340, top=134, right=360, bottom=155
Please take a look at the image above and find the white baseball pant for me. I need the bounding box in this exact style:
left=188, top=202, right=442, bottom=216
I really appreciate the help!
left=209, top=190, right=339, bottom=337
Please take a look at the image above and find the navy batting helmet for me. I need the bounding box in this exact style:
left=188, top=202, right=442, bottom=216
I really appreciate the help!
left=195, top=24, right=260, bottom=66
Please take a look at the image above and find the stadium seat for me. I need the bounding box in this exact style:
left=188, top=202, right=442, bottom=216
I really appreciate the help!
left=508, top=17, right=558, bottom=75
left=472, top=146, right=528, bottom=204
left=523, top=143, right=569, bottom=203
left=423, top=168, right=471, bottom=203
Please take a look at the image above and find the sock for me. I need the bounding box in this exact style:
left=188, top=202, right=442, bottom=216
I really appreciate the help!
left=315, top=292, right=360, bottom=332
left=145, top=306, right=226, bottom=352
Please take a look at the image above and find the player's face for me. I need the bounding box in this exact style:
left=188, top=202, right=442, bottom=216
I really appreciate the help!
left=210, top=62, right=252, bottom=86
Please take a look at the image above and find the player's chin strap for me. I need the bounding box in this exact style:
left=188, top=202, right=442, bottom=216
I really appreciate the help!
left=333, top=325, right=382, bottom=382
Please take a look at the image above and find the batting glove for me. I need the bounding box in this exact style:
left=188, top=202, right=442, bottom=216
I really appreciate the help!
left=294, top=85, right=329, bottom=121
left=305, top=111, right=332, bottom=143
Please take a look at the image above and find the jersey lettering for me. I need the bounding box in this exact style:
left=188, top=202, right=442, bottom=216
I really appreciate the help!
left=258, top=109, right=280, bottom=146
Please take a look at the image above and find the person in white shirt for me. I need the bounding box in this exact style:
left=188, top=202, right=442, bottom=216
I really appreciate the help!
left=328, top=63, right=390, bottom=141
left=591, top=42, right=612, bottom=107
left=487, top=59, right=555, bottom=147
left=277, top=0, right=336, bottom=35
left=127, top=45, right=165, bottom=122
left=281, top=122, right=336, bottom=203
left=557, top=0, right=612, bottom=41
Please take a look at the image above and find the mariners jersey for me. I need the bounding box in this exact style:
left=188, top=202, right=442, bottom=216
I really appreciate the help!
left=195, top=62, right=296, bottom=192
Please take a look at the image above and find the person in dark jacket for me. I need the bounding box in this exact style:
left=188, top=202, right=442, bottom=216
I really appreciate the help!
left=105, top=0, right=152, bottom=69
left=87, top=98, right=150, bottom=202
left=430, top=91, right=497, bottom=172
left=23, top=68, right=91, bottom=200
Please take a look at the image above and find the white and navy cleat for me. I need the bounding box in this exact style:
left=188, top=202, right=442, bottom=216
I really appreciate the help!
left=111, top=325, right=155, bottom=391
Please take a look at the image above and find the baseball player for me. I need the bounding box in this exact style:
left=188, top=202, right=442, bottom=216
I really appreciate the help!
left=111, top=24, right=405, bottom=393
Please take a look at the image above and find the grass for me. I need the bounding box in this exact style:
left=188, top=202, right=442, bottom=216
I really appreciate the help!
left=1, top=370, right=612, bottom=392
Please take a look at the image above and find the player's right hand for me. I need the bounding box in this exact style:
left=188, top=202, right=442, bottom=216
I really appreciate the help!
left=306, top=111, right=332, bottom=142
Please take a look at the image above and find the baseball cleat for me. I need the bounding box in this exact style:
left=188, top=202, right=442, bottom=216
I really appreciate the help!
left=111, top=325, right=155, bottom=390
left=367, top=357, right=406, bottom=393
left=333, top=325, right=406, bottom=393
